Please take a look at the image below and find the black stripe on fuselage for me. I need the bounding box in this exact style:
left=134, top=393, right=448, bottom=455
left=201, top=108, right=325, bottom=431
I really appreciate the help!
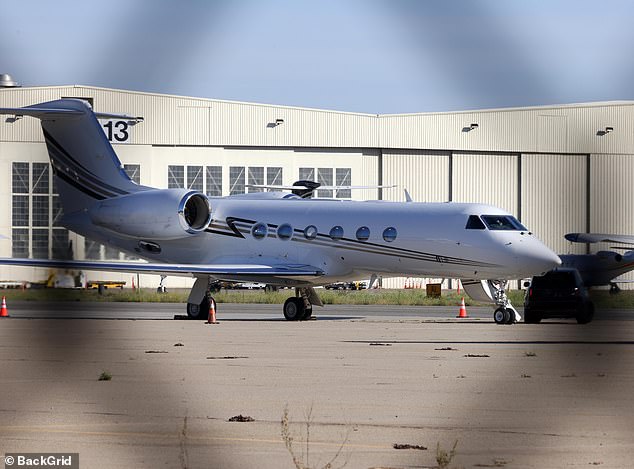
left=207, top=217, right=499, bottom=268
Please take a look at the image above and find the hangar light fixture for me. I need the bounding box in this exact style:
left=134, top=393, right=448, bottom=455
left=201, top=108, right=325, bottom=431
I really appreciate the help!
left=275, top=118, right=284, bottom=126
left=462, top=123, right=479, bottom=132
left=596, top=126, right=614, bottom=136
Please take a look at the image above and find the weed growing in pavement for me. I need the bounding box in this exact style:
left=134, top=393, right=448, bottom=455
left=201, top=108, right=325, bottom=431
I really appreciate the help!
left=436, top=440, right=459, bottom=469
left=281, top=404, right=349, bottom=469
left=98, top=370, right=112, bottom=381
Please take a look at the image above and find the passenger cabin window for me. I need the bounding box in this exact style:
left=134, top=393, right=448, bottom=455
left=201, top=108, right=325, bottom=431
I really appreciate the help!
left=304, top=225, right=318, bottom=240
left=329, top=226, right=344, bottom=241
left=277, top=224, right=293, bottom=240
left=383, top=227, right=397, bottom=242
left=481, top=215, right=527, bottom=231
left=252, top=223, right=268, bottom=239
left=465, top=215, right=486, bottom=230
left=356, top=226, right=370, bottom=241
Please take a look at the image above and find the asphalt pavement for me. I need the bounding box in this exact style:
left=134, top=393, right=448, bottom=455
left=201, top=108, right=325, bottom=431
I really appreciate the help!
left=1, top=302, right=632, bottom=468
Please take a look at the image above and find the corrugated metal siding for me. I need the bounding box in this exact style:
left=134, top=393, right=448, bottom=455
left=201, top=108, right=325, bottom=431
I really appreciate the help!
left=521, top=154, right=587, bottom=254
left=379, top=105, right=634, bottom=154
left=3, top=86, right=634, bottom=154
left=589, top=154, right=634, bottom=286
left=360, top=150, right=379, bottom=200
left=379, top=111, right=535, bottom=153
left=381, top=276, right=450, bottom=290
left=208, top=101, right=378, bottom=147
left=538, top=115, right=567, bottom=153
left=382, top=150, right=450, bottom=202
left=590, top=154, right=634, bottom=232
left=178, top=107, right=211, bottom=145
left=452, top=153, right=518, bottom=214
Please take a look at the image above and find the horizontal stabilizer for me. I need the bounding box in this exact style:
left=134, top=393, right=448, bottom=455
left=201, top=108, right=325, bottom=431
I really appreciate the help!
left=0, top=106, right=84, bottom=118
left=0, top=104, right=142, bottom=122
left=0, top=258, right=324, bottom=279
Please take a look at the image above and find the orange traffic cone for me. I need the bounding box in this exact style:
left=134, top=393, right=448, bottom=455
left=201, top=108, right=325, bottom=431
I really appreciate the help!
left=456, top=297, right=468, bottom=318
left=206, top=299, right=218, bottom=324
left=0, top=296, right=9, bottom=318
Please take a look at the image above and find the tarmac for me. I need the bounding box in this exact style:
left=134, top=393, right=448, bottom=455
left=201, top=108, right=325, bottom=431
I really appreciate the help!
left=1, top=302, right=633, bottom=468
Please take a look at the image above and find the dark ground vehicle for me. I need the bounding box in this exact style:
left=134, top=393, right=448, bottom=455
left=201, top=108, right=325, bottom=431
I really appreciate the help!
left=524, top=268, right=594, bottom=324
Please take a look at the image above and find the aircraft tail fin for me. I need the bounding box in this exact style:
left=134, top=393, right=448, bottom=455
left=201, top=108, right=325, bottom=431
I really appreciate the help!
left=0, top=99, right=146, bottom=213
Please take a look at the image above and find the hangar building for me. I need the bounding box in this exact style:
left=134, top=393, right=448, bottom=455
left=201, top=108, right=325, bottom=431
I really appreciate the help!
left=1, top=79, right=633, bottom=289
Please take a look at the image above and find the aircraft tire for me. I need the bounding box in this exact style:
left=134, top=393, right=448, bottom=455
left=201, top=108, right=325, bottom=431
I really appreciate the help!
left=505, top=308, right=516, bottom=324
left=302, top=307, right=313, bottom=320
left=283, top=297, right=304, bottom=321
left=493, top=307, right=508, bottom=325
left=187, top=295, right=210, bottom=320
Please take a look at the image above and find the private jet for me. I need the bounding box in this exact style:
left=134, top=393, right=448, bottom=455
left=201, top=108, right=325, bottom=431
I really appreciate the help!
left=562, top=233, right=634, bottom=292
left=0, top=99, right=561, bottom=323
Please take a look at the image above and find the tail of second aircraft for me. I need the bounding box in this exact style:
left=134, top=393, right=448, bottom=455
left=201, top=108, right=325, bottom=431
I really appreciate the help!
left=0, top=99, right=145, bottom=214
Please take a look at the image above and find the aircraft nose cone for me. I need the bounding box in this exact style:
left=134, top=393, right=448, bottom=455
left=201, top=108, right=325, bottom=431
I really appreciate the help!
left=525, top=244, right=561, bottom=275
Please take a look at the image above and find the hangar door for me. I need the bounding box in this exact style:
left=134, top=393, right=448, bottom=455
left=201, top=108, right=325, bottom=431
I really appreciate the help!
left=590, top=154, right=634, bottom=286
left=382, top=150, right=450, bottom=202
left=521, top=154, right=587, bottom=255
left=590, top=154, right=634, bottom=234
left=452, top=153, right=518, bottom=215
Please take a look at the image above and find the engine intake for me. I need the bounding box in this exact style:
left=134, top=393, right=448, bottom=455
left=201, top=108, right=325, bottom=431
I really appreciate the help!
left=89, top=189, right=212, bottom=240
left=179, top=192, right=211, bottom=232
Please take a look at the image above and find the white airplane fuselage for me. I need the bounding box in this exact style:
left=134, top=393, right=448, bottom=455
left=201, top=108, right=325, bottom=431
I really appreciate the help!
left=71, top=195, right=559, bottom=285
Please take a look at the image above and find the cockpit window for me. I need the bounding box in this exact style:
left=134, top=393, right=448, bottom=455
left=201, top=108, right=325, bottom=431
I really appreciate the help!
left=465, top=215, right=486, bottom=230
left=481, top=215, right=528, bottom=231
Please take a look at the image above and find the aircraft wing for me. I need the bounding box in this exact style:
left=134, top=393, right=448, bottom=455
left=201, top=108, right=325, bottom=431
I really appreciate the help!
left=611, top=277, right=634, bottom=284
left=245, top=184, right=397, bottom=191
left=0, top=258, right=324, bottom=279
left=565, top=233, right=634, bottom=245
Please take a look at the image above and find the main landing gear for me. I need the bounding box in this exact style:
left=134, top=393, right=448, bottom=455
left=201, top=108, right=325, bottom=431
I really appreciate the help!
left=186, top=277, right=214, bottom=320
left=186, top=278, right=322, bottom=321
left=283, top=287, right=316, bottom=321
left=187, top=292, right=211, bottom=320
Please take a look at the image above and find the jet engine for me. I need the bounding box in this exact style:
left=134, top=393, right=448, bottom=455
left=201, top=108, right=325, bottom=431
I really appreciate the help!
left=89, top=189, right=212, bottom=240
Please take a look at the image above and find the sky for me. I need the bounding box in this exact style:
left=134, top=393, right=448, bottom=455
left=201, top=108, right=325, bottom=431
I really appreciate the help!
left=1, top=0, right=634, bottom=114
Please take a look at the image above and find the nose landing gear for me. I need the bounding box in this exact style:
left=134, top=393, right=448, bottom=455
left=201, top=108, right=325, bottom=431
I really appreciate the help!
left=493, top=306, right=517, bottom=325
left=490, top=280, right=520, bottom=325
left=461, top=278, right=521, bottom=325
